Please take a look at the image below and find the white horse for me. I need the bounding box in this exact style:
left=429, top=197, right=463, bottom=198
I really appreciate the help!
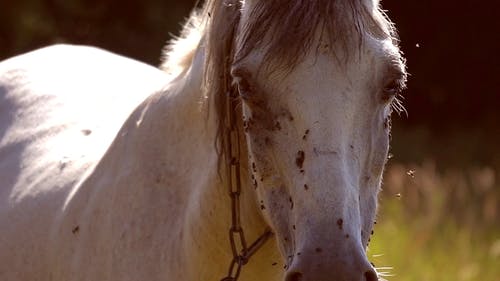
left=0, top=1, right=406, bottom=281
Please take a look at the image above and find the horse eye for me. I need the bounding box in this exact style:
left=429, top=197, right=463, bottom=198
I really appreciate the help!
left=381, top=80, right=401, bottom=102
left=235, top=77, right=252, bottom=100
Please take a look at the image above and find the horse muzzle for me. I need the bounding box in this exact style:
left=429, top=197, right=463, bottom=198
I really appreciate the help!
left=283, top=242, right=378, bottom=281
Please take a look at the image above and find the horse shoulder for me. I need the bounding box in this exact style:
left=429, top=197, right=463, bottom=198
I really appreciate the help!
left=0, top=44, right=169, bottom=280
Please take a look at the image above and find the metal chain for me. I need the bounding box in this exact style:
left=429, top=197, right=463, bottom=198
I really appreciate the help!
left=220, top=79, right=273, bottom=281
left=218, top=8, right=273, bottom=278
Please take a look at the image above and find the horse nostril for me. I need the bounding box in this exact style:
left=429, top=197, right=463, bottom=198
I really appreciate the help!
left=285, top=271, right=303, bottom=281
left=364, top=270, right=378, bottom=281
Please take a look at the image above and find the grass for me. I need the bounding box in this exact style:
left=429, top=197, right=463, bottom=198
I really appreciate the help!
left=369, top=160, right=500, bottom=281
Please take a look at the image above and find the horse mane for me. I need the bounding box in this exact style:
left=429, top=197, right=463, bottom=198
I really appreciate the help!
left=161, top=0, right=399, bottom=161
left=160, top=10, right=204, bottom=77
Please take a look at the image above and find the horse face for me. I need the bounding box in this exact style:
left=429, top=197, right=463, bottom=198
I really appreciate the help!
left=232, top=2, right=406, bottom=280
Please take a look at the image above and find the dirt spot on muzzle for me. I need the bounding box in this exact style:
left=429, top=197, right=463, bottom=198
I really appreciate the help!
left=337, top=218, right=344, bottom=230
left=295, top=150, right=305, bottom=169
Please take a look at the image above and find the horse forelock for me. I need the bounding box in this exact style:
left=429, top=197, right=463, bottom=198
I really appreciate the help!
left=236, top=0, right=397, bottom=68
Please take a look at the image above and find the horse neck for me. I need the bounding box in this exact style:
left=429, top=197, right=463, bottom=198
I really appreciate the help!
left=161, top=45, right=275, bottom=279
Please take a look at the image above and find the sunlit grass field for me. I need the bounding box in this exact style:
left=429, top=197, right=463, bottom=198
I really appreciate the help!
left=370, top=159, right=500, bottom=281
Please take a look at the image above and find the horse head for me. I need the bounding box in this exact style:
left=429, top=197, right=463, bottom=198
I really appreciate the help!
left=205, top=1, right=406, bottom=280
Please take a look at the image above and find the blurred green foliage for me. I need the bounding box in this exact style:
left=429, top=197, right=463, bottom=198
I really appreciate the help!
left=372, top=160, right=499, bottom=281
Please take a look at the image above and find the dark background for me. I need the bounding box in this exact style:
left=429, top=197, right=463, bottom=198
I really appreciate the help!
left=1, top=0, right=499, bottom=164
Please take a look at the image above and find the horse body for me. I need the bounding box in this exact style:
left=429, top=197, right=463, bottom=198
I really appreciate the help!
left=0, top=43, right=277, bottom=280
left=0, top=44, right=179, bottom=280
left=1, top=1, right=406, bottom=281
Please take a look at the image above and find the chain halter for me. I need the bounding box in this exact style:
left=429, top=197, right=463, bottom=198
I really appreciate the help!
left=219, top=23, right=273, bottom=280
